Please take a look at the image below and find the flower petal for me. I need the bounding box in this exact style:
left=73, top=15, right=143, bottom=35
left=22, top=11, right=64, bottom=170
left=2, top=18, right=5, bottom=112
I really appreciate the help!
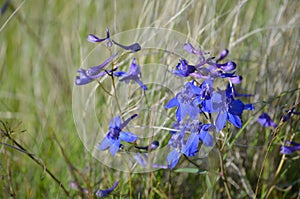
left=109, top=139, right=120, bottom=156
left=96, top=181, right=119, bottom=198
left=165, top=97, right=179, bottom=108
left=227, top=112, right=242, bottom=128
left=182, top=133, right=199, bottom=157
left=167, top=150, right=181, bottom=169
left=258, top=113, right=277, bottom=128
left=119, top=131, right=138, bottom=142
left=198, top=125, right=214, bottom=146
left=216, top=111, right=227, bottom=131
left=98, top=136, right=111, bottom=151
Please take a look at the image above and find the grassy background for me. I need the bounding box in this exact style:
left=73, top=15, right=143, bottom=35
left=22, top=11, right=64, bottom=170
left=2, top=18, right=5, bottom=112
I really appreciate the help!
left=1, top=0, right=299, bottom=198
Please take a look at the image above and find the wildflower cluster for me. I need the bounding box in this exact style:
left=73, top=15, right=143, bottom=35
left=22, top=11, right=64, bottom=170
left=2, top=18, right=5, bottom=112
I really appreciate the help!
left=75, top=28, right=257, bottom=196
left=164, top=44, right=254, bottom=168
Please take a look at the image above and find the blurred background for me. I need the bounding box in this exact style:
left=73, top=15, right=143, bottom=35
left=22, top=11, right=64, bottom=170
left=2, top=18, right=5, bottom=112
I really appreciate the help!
left=0, top=0, right=299, bottom=198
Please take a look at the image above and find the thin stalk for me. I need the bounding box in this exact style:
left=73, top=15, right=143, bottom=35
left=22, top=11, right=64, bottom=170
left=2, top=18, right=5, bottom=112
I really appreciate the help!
left=0, top=127, right=70, bottom=197
left=216, top=142, right=232, bottom=199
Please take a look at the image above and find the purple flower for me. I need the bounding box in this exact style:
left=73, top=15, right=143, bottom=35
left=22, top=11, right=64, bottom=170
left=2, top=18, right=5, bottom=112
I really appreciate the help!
left=114, top=58, right=147, bottom=90
left=98, top=114, right=138, bottom=156
left=258, top=113, right=277, bottom=128
left=167, top=129, right=184, bottom=169
left=87, top=28, right=110, bottom=43
left=75, top=52, right=118, bottom=85
left=280, top=141, right=300, bottom=155
left=96, top=181, right=119, bottom=198
left=183, top=120, right=214, bottom=147
left=112, top=40, right=141, bottom=52
left=215, top=49, right=229, bottom=62
left=166, top=120, right=214, bottom=169
left=165, top=81, right=202, bottom=121
left=183, top=43, right=241, bottom=83
left=210, top=84, right=254, bottom=131
left=167, top=131, right=200, bottom=169
left=172, top=59, right=196, bottom=77
left=184, top=43, right=205, bottom=55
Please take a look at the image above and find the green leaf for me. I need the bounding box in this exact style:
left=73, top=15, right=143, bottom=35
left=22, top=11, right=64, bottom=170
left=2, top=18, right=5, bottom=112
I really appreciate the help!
left=174, top=168, right=207, bottom=174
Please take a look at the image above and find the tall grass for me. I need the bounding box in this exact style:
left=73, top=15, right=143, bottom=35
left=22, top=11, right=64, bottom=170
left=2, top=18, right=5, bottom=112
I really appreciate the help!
left=0, top=0, right=299, bottom=198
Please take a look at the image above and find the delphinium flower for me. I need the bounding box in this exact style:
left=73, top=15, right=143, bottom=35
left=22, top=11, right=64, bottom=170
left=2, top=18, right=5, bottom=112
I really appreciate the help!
left=258, top=113, right=277, bottom=128
left=280, top=141, right=300, bottom=155
left=165, top=81, right=202, bottom=121
left=172, top=58, right=196, bottom=77
left=166, top=120, right=215, bottom=169
left=87, top=28, right=112, bottom=47
left=113, top=58, right=148, bottom=90
left=87, top=28, right=141, bottom=52
left=182, top=43, right=242, bottom=84
left=184, top=120, right=214, bottom=147
left=208, top=83, right=254, bottom=131
left=95, top=181, right=119, bottom=198
left=112, top=39, right=141, bottom=52
left=98, top=114, right=138, bottom=156
left=75, top=52, right=118, bottom=85
left=166, top=128, right=185, bottom=169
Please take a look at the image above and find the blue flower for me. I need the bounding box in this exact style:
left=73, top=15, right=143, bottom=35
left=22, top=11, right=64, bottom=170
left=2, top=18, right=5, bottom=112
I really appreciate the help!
left=210, top=84, right=254, bottom=131
left=75, top=52, right=118, bottom=85
left=183, top=120, right=214, bottom=147
left=167, top=131, right=200, bottom=169
left=258, top=113, right=277, bottom=128
left=112, top=40, right=141, bottom=52
left=172, top=59, right=196, bottom=77
left=280, top=141, right=300, bottom=155
left=183, top=43, right=241, bottom=83
left=96, top=181, right=119, bottom=198
left=114, top=58, right=147, bottom=90
left=165, top=81, right=202, bottom=121
left=184, top=43, right=205, bottom=55
left=87, top=28, right=111, bottom=46
left=166, top=120, right=214, bottom=169
left=98, top=114, right=138, bottom=156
